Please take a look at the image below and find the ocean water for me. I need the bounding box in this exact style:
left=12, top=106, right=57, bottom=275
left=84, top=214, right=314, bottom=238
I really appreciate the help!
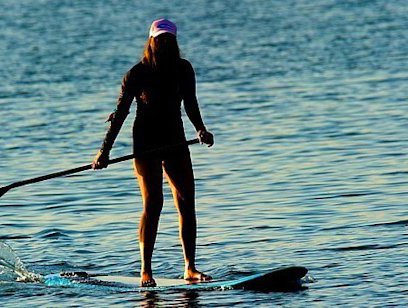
left=1, top=0, right=407, bottom=306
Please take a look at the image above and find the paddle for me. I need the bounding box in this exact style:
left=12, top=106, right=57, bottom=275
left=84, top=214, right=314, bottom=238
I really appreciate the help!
left=0, top=138, right=199, bottom=198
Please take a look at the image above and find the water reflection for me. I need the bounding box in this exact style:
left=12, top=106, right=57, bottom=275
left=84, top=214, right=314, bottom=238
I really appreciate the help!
left=139, top=290, right=200, bottom=307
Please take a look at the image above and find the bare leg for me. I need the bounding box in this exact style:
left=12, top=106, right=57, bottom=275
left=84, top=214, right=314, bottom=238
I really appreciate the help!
left=134, top=158, right=164, bottom=287
left=163, top=151, right=211, bottom=281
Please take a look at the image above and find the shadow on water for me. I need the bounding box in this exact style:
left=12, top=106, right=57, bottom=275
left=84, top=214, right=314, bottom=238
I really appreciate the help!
left=0, top=235, right=31, bottom=240
left=323, top=242, right=407, bottom=252
left=320, top=219, right=408, bottom=231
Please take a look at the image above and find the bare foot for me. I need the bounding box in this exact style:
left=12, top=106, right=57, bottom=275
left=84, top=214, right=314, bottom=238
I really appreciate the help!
left=184, top=269, right=212, bottom=281
left=140, top=272, right=156, bottom=287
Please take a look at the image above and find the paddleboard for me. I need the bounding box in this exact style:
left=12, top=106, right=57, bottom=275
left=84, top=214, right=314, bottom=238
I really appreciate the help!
left=43, top=266, right=308, bottom=292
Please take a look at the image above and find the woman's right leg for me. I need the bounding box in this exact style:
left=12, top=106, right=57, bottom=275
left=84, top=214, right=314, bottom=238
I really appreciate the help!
left=133, top=158, right=164, bottom=287
left=163, top=152, right=211, bottom=281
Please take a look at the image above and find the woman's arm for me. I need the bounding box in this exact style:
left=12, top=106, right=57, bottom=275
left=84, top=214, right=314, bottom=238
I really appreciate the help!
left=182, top=60, right=214, bottom=147
left=92, top=70, right=135, bottom=169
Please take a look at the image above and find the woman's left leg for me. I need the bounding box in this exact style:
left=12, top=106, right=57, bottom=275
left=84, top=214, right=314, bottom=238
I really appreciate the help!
left=163, top=150, right=211, bottom=281
left=133, top=157, right=164, bottom=287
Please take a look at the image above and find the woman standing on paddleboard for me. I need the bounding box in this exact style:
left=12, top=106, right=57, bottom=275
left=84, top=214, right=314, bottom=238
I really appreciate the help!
left=92, top=19, right=214, bottom=287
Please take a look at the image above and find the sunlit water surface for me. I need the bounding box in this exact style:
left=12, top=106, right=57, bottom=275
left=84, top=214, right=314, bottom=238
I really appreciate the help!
left=1, top=0, right=407, bottom=306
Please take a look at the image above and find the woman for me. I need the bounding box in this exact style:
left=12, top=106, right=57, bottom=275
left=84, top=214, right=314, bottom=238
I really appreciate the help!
left=92, top=18, right=214, bottom=287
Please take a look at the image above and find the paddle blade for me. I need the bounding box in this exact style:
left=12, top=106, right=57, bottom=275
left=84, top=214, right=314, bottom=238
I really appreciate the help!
left=0, top=186, right=11, bottom=198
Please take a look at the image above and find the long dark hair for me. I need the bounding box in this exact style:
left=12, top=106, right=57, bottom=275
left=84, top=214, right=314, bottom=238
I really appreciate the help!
left=142, top=33, right=181, bottom=72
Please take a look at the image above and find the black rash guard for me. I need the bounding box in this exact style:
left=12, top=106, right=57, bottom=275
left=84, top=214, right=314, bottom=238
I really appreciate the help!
left=100, top=58, right=206, bottom=156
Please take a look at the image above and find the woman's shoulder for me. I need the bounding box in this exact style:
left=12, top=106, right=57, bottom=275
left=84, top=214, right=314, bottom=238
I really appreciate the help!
left=122, top=61, right=148, bottom=81
left=179, top=58, right=194, bottom=73
left=179, top=58, right=192, bottom=67
left=128, top=61, right=147, bottom=74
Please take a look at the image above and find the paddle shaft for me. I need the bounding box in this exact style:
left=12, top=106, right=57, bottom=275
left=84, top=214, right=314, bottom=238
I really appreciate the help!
left=0, top=138, right=199, bottom=197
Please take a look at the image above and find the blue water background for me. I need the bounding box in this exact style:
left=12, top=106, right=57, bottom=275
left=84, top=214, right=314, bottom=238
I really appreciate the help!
left=1, top=0, right=407, bottom=306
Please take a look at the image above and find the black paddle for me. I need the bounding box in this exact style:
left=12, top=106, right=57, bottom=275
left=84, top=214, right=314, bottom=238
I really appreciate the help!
left=0, top=138, right=199, bottom=198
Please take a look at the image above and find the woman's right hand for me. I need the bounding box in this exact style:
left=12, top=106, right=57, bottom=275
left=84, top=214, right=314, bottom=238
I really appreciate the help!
left=92, top=150, right=110, bottom=170
left=197, top=129, right=214, bottom=147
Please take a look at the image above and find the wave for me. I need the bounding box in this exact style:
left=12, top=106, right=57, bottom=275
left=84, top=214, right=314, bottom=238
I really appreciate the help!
left=0, top=242, right=42, bottom=282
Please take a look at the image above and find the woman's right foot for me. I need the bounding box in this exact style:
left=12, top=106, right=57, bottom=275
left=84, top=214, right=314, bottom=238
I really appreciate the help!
left=140, top=272, right=156, bottom=287
left=184, top=268, right=212, bottom=281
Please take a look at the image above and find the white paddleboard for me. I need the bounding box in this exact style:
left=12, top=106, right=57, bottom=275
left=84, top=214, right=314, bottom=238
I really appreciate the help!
left=43, top=266, right=308, bottom=292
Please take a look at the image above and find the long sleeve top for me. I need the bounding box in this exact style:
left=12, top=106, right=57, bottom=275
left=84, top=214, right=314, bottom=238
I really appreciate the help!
left=100, top=58, right=206, bottom=154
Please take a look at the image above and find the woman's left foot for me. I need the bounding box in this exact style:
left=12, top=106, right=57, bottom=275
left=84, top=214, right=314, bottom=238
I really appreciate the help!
left=184, top=269, right=212, bottom=281
left=140, top=271, right=156, bottom=287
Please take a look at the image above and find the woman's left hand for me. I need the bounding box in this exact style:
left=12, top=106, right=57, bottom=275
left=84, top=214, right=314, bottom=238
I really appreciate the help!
left=197, top=130, right=214, bottom=147
left=92, top=150, right=110, bottom=169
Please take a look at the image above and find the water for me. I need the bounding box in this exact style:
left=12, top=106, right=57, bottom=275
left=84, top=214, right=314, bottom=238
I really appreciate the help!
left=0, top=242, right=42, bottom=283
left=1, top=0, right=407, bottom=306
